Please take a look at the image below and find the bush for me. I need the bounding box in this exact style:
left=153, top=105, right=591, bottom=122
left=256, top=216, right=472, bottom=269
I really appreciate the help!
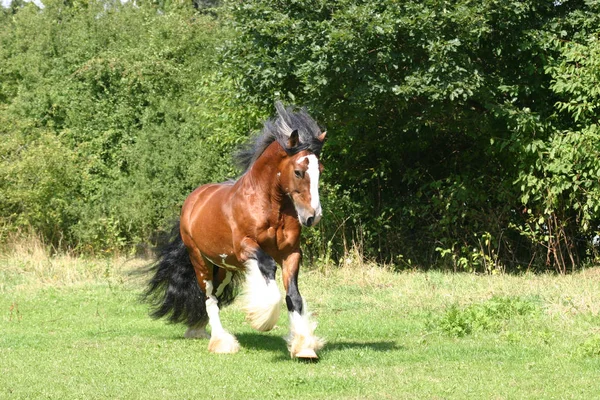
left=436, top=296, right=540, bottom=337
left=224, top=0, right=600, bottom=271
left=516, top=4, right=600, bottom=273
left=0, top=127, right=81, bottom=246
left=0, top=0, right=256, bottom=252
left=2, top=0, right=599, bottom=270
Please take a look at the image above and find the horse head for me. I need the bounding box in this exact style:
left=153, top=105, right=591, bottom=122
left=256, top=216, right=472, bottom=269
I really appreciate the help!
left=279, top=129, right=326, bottom=227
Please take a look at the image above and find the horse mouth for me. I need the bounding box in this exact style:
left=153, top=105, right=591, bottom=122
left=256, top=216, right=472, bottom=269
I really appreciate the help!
left=300, top=212, right=321, bottom=227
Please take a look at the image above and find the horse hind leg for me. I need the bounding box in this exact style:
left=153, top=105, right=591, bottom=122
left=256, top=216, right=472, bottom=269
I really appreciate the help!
left=185, top=266, right=233, bottom=340
left=184, top=321, right=210, bottom=339
left=205, top=279, right=240, bottom=353
left=184, top=244, right=239, bottom=353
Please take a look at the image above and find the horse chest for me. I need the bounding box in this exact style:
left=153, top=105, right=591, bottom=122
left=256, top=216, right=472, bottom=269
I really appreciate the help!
left=276, top=224, right=300, bottom=252
left=256, top=224, right=299, bottom=255
left=257, top=226, right=277, bottom=248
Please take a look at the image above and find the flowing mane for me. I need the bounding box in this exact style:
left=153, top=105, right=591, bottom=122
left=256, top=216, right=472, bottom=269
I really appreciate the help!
left=235, top=102, right=325, bottom=172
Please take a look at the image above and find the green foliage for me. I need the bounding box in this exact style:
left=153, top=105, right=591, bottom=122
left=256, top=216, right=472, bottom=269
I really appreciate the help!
left=0, top=0, right=254, bottom=252
left=224, top=0, right=600, bottom=270
left=516, top=2, right=600, bottom=272
left=435, top=296, right=541, bottom=337
left=0, top=127, right=81, bottom=245
left=579, top=336, right=600, bottom=358
left=1, top=0, right=599, bottom=269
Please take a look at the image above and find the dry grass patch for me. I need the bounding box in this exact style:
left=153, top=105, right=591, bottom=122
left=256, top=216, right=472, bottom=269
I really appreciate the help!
left=0, top=236, right=146, bottom=292
left=313, top=260, right=600, bottom=319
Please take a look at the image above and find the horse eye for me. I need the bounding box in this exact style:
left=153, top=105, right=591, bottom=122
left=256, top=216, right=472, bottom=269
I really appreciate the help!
left=294, top=170, right=304, bottom=179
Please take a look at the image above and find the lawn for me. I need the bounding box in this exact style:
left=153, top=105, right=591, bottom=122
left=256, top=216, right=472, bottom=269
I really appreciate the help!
left=2, top=246, right=600, bottom=399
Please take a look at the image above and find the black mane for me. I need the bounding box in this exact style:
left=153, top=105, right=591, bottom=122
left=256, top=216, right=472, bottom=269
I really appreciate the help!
left=235, top=102, right=325, bottom=172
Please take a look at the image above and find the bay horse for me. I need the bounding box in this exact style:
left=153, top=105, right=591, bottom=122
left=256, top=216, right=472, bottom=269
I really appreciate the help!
left=145, top=103, right=326, bottom=359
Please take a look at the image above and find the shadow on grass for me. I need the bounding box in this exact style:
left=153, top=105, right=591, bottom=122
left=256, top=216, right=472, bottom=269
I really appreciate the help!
left=236, top=332, right=287, bottom=353
left=324, top=341, right=402, bottom=352
left=236, top=332, right=403, bottom=361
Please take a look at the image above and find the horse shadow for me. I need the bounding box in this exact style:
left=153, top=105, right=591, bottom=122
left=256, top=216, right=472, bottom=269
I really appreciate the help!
left=235, top=332, right=403, bottom=361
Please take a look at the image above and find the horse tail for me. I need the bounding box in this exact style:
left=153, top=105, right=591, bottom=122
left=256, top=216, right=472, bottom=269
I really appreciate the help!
left=144, top=220, right=208, bottom=327
left=143, top=220, right=242, bottom=327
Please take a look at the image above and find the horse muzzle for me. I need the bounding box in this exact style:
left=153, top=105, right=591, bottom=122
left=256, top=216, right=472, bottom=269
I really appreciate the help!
left=299, top=205, right=322, bottom=227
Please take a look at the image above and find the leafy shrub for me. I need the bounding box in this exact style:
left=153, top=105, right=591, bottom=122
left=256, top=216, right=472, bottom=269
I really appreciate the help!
left=0, top=0, right=255, bottom=252
left=224, top=0, right=600, bottom=271
left=0, top=128, right=81, bottom=246
left=2, top=0, right=600, bottom=269
left=436, top=296, right=541, bottom=337
left=516, top=5, right=600, bottom=273
left=578, top=336, right=600, bottom=358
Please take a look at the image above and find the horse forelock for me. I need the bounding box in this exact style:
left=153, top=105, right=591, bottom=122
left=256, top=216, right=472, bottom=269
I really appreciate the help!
left=235, top=102, right=324, bottom=172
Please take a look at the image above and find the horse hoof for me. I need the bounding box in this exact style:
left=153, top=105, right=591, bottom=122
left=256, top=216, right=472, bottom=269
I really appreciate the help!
left=295, top=348, right=318, bottom=359
left=208, top=332, right=240, bottom=354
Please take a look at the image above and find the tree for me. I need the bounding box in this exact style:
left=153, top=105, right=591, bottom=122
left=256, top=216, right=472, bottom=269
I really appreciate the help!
left=224, top=0, right=598, bottom=271
left=0, top=0, right=250, bottom=252
left=516, top=1, right=600, bottom=272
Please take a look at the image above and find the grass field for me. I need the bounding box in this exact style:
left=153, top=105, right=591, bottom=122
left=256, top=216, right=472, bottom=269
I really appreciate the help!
left=2, top=244, right=600, bottom=399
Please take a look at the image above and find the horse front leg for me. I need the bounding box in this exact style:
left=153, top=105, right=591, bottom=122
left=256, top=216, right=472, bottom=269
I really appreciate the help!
left=238, top=238, right=282, bottom=332
left=282, top=251, right=325, bottom=359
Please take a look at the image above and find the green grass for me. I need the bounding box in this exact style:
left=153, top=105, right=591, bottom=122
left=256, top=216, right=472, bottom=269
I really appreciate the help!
left=2, top=248, right=600, bottom=399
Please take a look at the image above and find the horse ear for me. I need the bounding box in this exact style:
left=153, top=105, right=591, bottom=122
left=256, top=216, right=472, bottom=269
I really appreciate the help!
left=288, top=129, right=299, bottom=148
left=317, top=131, right=327, bottom=142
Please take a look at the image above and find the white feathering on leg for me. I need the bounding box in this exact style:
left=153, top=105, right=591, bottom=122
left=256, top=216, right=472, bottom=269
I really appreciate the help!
left=241, top=259, right=282, bottom=331
left=204, top=280, right=240, bottom=354
left=286, top=304, right=325, bottom=358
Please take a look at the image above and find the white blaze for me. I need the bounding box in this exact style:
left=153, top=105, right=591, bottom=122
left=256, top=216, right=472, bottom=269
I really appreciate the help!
left=298, top=154, right=321, bottom=215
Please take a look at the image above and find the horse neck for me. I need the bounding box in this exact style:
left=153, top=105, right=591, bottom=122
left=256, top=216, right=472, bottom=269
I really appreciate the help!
left=240, top=141, right=286, bottom=209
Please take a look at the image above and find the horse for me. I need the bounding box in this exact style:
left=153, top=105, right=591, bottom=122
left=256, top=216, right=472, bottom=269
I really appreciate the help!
left=145, top=103, right=326, bottom=359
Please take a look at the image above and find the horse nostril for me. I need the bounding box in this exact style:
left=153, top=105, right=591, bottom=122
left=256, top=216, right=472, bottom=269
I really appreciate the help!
left=306, top=217, right=314, bottom=227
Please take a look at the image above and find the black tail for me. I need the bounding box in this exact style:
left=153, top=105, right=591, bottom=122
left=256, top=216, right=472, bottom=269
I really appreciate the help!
left=144, top=220, right=241, bottom=327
